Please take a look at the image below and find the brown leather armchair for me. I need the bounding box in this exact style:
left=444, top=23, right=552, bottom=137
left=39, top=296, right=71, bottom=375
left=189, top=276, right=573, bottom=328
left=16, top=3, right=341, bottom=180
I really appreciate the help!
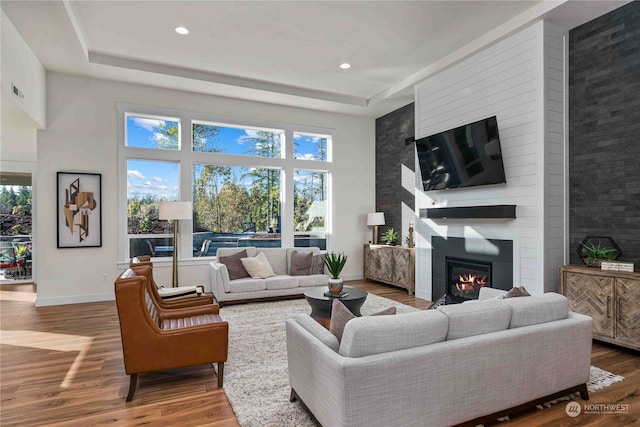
left=129, top=257, right=216, bottom=308
left=114, top=269, right=229, bottom=401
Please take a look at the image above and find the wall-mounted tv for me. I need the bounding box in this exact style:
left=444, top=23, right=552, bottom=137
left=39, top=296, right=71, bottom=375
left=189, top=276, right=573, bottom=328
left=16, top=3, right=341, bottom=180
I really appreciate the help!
left=416, top=116, right=506, bottom=191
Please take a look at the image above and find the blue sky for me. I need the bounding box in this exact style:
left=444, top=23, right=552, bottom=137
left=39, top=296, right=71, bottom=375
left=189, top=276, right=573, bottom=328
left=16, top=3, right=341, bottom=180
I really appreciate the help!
left=126, top=116, right=327, bottom=201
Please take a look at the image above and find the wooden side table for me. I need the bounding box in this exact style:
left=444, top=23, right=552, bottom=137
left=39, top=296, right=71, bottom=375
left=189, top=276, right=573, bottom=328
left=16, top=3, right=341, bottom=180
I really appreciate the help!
left=363, top=244, right=415, bottom=295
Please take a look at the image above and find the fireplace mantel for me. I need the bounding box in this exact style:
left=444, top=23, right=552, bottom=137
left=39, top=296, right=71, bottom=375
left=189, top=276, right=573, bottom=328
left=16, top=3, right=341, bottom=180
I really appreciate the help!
left=420, top=205, right=516, bottom=219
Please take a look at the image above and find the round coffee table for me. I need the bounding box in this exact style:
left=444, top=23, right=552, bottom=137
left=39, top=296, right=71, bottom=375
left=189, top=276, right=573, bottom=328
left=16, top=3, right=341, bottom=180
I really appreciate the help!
left=304, top=286, right=368, bottom=328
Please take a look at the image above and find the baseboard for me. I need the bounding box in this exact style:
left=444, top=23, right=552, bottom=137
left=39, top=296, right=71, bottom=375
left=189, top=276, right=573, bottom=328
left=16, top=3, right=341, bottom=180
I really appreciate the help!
left=35, top=292, right=114, bottom=307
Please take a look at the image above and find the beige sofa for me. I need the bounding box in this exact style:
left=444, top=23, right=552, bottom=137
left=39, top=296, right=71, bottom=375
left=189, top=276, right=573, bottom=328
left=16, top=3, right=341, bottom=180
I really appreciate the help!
left=209, top=247, right=329, bottom=305
left=286, top=289, right=593, bottom=426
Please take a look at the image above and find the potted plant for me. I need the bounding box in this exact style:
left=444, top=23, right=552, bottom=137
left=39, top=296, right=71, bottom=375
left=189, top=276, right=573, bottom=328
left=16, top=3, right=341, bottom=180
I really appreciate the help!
left=323, top=252, right=348, bottom=294
left=381, top=228, right=399, bottom=246
left=579, top=242, right=617, bottom=267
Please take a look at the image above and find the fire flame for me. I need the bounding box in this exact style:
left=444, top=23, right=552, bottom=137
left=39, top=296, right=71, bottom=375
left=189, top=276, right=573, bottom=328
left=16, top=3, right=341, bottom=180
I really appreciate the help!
left=455, top=273, right=488, bottom=291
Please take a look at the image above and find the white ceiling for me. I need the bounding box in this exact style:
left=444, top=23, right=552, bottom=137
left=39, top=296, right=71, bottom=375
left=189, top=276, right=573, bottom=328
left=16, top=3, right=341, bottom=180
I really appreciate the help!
left=1, top=0, right=629, bottom=117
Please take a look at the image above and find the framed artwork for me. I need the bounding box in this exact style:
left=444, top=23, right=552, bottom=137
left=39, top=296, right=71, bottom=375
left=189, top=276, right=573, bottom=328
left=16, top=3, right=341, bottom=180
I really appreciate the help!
left=57, top=172, right=102, bottom=248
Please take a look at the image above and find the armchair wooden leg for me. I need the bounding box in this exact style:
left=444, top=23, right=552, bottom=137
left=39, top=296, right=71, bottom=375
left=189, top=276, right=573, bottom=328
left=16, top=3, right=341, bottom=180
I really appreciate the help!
left=578, top=383, right=589, bottom=400
left=217, top=362, right=224, bottom=387
left=126, top=374, right=138, bottom=402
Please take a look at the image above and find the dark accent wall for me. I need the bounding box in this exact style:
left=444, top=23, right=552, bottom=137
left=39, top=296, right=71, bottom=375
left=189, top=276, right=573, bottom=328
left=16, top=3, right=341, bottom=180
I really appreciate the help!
left=569, top=1, right=640, bottom=266
left=374, top=102, right=414, bottom=239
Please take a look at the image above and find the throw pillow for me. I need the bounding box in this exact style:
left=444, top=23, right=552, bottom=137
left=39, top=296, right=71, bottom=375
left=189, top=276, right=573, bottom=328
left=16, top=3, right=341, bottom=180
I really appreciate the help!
left=429, top=294, right=447, bottom=310
left=329, top=299, right=397, bottom=342
left=219, top=250, right=250, bottom=280
left=241, top=252, right=276, bottom=279
left=311, top=254, right=326, bottom=274
left=290, top=251, right=313, bottom=276
left=506, top=286, right=531, bottom=298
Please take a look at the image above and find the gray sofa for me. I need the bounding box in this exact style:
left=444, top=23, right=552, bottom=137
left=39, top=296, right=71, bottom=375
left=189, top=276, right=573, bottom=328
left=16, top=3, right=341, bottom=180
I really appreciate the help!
left=286, top=289, right=593, bottom=426
left=209, top=247, right=329, bottom=305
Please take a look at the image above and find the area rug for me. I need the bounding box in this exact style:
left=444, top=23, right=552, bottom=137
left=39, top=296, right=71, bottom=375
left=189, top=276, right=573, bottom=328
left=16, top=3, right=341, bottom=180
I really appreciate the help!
left=219, top=293, right=418, bottom=426
left=219, top=296, right=624, bottom=427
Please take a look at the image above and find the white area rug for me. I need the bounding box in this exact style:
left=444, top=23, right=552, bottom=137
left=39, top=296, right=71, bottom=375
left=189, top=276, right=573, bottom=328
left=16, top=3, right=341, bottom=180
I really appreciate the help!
left=219, top=296, right=624, bottom=427
left=219, top=293, right=417, bottom=427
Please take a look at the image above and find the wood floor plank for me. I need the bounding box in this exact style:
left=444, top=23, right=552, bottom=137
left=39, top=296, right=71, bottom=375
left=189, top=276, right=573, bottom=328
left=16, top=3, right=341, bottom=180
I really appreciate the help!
left=1, top=281, right=637, bottom=426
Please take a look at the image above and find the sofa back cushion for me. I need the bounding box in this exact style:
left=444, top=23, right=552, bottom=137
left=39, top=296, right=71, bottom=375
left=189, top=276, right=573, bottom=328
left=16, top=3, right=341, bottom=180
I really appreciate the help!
left=437, top=300, right=512, bottom=340
left=504, top=292, right=568, bottom=328
left=256, top=248, right=287, bottom=275
left=217, top=247, right=257, bottom=258
left=339, top=310, right=448, bottom=358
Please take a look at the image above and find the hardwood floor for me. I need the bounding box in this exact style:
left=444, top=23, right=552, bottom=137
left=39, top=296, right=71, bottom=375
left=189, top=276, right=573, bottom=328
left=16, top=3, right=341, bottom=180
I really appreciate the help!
left=1, top=281, right=637, bottom=426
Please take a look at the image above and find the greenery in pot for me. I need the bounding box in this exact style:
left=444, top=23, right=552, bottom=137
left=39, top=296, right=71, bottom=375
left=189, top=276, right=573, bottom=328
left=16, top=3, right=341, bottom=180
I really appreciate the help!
left=381, top=228, right=399, bottom=245
left=323, top=252, right=348, bottom=279
left=580, top=242, right=617, bottom=267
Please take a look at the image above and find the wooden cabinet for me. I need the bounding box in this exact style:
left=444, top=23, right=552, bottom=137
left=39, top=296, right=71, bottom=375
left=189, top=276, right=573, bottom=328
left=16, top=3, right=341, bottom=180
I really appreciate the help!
left=559, top=265, right=640, bottom=351
left=363, top=244, right=415, bottom=295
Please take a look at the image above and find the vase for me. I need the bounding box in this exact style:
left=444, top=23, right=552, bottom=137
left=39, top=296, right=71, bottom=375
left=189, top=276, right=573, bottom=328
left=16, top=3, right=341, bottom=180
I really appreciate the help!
left=328, top=278, right=344, bottom=294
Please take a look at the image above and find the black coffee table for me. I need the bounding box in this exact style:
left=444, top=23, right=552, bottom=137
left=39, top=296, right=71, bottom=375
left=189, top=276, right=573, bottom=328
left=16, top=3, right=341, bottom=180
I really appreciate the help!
left=304, top=286, right=368, bottom=328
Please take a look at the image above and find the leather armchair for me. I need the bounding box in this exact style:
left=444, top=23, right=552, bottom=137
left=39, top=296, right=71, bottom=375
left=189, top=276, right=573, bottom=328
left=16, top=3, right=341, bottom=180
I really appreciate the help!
left=129, top=257, right=216, bottom=308
left=114, top=269, right=229, bottom=401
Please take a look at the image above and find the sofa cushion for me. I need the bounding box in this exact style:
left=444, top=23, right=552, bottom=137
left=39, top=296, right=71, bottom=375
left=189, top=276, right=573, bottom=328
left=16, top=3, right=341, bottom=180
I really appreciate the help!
left=330, top=299, right=396, bottom=342
left=241, top=252, right=276, bottom=279
left=294, top=314, right=339, bottom=352
left=311, top=254, right=325, bottom=274
left=437, top=300, right=512, bottom=340
left=478, top=287, right=507, bottom=300
left=258, top=248, right=288, bottom=275
left=505, top=286, right=531, bottom=298
left=297, top=274, right=329, bottom=287
left=339, top=310, right=448, bottom=358
left=228, top=278, right=266, bottom=293
left=505, top=292, right=568, bottom=328
left=290, top=251, right=313, bottom=276
left=219, top=250, right=250, bottom=280
left=265, top=275, right=299, bottom=290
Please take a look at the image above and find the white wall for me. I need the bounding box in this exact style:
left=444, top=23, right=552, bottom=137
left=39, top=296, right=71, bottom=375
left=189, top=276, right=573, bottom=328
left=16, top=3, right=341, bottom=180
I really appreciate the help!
left=35, top=72, right=374, bottom=306
left=414, top=21, right=567, bottom=300
left=0, top=10, right=45, bottom=163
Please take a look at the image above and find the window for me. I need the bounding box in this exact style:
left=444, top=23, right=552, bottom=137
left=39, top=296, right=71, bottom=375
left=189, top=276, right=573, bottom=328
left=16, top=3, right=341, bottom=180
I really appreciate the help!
left=126, top=114, right=180, bottom=150
left=119, top=104, right=334, bottom=260
left=193, top=164, right=281, bottom=255
left=294, top=169, right=327, bottom=249
left=192, top=121, right=283, bottom=157
left=294, top=133, right=328, bottom=161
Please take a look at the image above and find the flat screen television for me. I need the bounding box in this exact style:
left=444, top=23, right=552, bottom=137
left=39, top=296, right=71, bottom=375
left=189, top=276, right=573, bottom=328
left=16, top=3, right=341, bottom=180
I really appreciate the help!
left=416, top=116, right=506, bottom=191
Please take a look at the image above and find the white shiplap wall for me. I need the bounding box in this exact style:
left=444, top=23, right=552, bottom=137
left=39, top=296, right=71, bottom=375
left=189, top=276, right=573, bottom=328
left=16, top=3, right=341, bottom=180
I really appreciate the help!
left=414, top=21, right=567, bottom=301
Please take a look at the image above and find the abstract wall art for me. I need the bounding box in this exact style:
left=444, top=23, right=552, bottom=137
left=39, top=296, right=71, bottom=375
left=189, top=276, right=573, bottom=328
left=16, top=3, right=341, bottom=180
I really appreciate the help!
left=57, top=172, right=102, bottom=248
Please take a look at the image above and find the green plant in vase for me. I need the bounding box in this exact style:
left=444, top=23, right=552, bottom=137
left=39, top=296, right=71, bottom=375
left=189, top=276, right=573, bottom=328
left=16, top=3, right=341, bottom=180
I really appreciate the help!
left=381, top=228, right=399, bottom=246
left=580, top=242, right=617, bottom=267
left=323, top=252, right=348, bottom=294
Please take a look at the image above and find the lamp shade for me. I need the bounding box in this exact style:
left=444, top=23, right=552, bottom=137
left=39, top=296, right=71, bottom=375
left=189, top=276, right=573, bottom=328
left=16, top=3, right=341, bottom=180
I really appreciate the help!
left=159, top=201, right=192, bottom=220
left=367, top=212, right=385, bottom=226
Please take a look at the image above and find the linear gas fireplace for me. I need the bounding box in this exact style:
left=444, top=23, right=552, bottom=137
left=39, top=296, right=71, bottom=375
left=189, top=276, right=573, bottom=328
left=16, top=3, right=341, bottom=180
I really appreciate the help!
left=446, top=257, right=492, bottom=303
left=432, top=236, right=513, bottom=302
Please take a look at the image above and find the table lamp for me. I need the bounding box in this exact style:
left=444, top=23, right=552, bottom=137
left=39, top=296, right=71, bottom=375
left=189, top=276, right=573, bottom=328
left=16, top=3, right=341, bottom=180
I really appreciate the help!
left=159, top=201, right=192, bottom=287
left=367, top=212, right=385, bottom=244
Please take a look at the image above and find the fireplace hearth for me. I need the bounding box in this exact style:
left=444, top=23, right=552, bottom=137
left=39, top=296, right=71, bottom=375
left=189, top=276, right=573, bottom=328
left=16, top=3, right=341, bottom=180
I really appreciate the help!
left=446, top=257, right=492, bottom=303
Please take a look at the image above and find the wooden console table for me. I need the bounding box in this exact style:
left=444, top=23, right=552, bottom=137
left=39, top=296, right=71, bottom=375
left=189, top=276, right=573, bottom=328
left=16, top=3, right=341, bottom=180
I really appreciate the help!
left=363, top=244, right=415, bottom=295
left=559, top=265, right=640, bottom=351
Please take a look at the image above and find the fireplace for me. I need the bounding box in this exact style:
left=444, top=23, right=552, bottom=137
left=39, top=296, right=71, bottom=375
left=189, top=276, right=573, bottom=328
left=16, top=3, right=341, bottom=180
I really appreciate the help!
left=446, top=257, right=492, bottom=303
left=431, top=236, right=513, bottom=302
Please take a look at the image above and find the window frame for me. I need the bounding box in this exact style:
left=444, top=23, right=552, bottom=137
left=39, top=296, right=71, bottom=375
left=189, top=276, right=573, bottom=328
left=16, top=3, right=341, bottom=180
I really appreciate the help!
left=118, top=103, right=335, bottom=262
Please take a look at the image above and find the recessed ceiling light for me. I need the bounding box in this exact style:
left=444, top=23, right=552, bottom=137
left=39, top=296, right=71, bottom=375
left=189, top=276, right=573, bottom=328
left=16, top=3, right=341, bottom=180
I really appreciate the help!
left=339, top=63, right=351, bottom=70
left=175, top=26, right=189, bottom=35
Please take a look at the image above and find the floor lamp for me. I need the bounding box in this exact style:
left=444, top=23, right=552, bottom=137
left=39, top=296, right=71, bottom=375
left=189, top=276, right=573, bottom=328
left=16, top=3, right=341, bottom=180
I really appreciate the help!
left=159, top=201, right=192, bottom=287
left=367, top=212, right=385, bottom=245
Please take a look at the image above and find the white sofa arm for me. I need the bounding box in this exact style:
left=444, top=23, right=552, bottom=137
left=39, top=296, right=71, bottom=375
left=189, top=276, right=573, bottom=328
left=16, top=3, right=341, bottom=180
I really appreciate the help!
left=209, top=262, right=230, bottom=300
